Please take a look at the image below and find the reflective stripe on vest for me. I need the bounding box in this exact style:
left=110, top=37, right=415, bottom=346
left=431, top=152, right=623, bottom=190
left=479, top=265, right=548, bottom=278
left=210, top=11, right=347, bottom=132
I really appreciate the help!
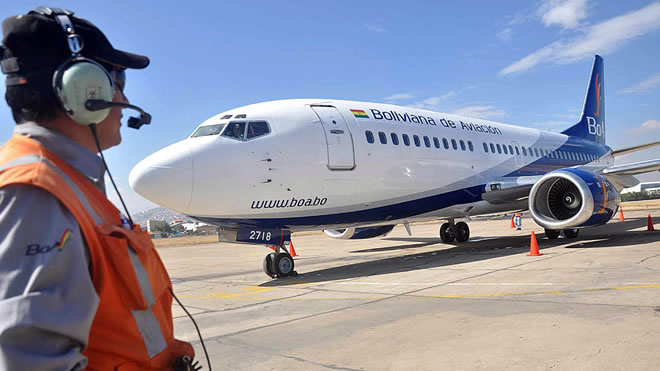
left=0, top=154, right=103, bottom=225
left=127, top=247, right=167, bottom=357
left=1, top=153, right=168, bottom=358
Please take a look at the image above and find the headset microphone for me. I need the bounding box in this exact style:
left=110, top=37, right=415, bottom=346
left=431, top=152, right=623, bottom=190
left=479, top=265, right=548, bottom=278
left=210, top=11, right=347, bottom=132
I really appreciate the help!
left=85, top=99, right=152, bottom=129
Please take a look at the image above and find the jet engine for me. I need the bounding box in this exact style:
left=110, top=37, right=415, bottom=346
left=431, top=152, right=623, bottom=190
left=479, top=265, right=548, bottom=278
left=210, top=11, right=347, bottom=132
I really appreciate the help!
left=529, top=168, right=619, bottom=230
left=324, top=225, right=396, bottom=239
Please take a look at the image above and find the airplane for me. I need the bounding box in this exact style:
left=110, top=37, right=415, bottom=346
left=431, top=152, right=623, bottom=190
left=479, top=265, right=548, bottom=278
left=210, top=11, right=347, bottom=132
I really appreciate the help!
left=129, top=55, right=660, bottom=278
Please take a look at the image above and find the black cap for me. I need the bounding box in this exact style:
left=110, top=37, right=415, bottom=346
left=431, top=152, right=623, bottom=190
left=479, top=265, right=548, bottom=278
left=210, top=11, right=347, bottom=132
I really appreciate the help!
left=1, top=7, right=149, bottom=75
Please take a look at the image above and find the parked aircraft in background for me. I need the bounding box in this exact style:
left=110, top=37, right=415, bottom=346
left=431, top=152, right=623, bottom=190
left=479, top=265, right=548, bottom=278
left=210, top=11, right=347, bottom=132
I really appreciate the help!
left=130, top=55, right=660, bottom=278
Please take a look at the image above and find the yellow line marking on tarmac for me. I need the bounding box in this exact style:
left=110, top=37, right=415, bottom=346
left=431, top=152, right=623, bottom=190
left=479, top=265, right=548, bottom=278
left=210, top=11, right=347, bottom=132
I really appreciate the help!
left=420, top=284, right=660, bottom=299
left=180, top=284, right=660, bottom=301
left=196, top=286, right=274, bottom=299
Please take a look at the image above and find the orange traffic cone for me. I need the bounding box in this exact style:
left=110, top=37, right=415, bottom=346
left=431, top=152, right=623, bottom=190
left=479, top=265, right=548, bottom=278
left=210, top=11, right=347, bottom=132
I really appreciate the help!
left=289, top=241, right=297, bottom=257
left=619, top=209, right=625, bottom=222
left=527, top=231, right=543, bottom=256
left=648, top=214, right=655, bottom=232
left=510, top=216, right=515, bottom=228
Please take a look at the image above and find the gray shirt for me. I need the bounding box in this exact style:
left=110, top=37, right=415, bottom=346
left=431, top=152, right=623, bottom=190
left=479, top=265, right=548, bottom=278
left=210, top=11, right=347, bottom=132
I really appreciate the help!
left=0, top=123, right=104, bottom=370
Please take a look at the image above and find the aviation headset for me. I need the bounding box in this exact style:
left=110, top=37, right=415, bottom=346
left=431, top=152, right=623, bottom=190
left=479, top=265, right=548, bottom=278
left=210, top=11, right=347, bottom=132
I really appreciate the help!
left=19, top=6, right=151, bottom=128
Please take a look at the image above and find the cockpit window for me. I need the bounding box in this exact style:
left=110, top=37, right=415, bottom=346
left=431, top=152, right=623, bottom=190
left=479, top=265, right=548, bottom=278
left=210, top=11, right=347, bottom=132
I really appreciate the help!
left=221, top=114, right=233, bottom=119
left=247, top=121, right=270, bottom=139
left=191, top=124, right=225, bottom=138
left=222, top=121, right=247, bottom=140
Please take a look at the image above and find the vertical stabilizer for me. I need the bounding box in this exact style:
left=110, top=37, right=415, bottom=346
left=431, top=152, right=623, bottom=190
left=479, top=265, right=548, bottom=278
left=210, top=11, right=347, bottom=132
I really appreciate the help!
left=562, top=55, right=605, bottom=144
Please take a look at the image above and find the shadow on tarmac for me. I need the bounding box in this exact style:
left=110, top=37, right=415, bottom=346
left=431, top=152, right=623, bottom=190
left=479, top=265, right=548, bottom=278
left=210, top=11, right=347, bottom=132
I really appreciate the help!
left=261, top=217, right=658, bottom=287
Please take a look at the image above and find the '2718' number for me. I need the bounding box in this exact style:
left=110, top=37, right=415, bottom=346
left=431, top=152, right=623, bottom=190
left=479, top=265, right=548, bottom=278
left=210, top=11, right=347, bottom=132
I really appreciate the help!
left=249, top=230, right=272, bottom=241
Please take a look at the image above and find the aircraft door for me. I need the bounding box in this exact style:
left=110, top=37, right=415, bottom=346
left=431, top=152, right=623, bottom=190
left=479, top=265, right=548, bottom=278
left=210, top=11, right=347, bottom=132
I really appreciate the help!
left=311, top=105, right=356, bottom=170
left=511, top=140, right=523, bottom=167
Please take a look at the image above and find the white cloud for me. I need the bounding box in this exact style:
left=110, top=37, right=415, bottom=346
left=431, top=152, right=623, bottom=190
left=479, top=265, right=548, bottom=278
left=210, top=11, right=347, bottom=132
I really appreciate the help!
left=408, top=92, right=457, bottom=110
left=497, top=27, right=514, bottom=41
left=620, top=72, right=660, bottom=94
left=629, top=119, right=660, bottom=134
left=365, top=23, right=386, bottom=33
left=499, top=2, right=660, bottom=76
left=450, top=105, right=508, bottom=120
left=384, top=93, right=415, bottom=101
left=538, top=0, right=588, bottom=29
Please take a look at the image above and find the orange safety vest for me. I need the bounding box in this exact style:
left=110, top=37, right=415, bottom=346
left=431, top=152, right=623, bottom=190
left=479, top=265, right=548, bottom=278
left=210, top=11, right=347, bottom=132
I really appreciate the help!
left=0, top=134, right=194, bottom=370
left=515, top=212, right=522, bottom=217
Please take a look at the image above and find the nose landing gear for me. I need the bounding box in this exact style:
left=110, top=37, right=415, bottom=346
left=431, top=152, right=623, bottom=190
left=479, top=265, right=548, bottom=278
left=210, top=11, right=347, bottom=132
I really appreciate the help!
left=263, top=244, right=297, bottom=278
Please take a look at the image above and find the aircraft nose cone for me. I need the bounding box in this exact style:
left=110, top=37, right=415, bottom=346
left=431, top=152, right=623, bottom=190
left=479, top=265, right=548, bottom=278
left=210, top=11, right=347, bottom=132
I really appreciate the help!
left=129, top=140, right=193, bottom=213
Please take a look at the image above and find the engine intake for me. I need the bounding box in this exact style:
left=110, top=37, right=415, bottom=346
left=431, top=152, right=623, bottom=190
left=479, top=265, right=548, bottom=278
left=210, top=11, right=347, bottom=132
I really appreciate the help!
left=529, top=168, right=619, bottom=230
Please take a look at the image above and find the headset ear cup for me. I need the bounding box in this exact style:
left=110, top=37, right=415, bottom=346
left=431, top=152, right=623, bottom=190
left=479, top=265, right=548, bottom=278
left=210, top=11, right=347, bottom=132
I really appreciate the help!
left=54, top=59, right=114, bottom=125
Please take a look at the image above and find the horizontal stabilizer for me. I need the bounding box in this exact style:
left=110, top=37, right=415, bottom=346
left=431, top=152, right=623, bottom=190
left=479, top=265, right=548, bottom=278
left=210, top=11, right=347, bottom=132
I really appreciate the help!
left=611, top=140, right=660, bottom=157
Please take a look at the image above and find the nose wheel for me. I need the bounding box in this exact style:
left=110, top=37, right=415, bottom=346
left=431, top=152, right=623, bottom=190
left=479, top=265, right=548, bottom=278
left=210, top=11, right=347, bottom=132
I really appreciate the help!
left=263, top=245, right=297, bottom=278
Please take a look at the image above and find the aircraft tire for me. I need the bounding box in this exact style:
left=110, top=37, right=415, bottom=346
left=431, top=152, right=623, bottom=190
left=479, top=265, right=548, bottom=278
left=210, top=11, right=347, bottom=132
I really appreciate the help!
left=440, top=223, right=455, bottom=243
left=545, top=229, right=560, bottom=239
left=274, top=253, right=295, bottom=278
left=563, top=228, right=580, bottom=239
left=263, top=252, right=277, bottom=278
left=455, top=222, right=470, bottom=243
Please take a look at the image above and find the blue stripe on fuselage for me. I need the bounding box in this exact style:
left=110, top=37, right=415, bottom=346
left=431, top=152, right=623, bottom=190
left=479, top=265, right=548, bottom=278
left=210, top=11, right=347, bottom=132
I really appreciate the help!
left=505, top=136, right=610, bottom=177
left=193, top=184, right=486, bottom=230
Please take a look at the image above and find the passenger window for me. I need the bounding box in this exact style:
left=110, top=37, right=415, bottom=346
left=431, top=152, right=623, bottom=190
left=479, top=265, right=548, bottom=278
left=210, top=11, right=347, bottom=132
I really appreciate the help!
left=508, top=145, right=514, bottom=155
left=365, top=131, right=374, bottom=144
left=403, top=134, right=410, bottom=146
left=496, top=144, right=502, bottom=154
left=247, top=121, right=270, bottom=139
left=443, top=138, right=450, bottom=149
left=483, top=142, right=489, bottom=152
left=503, top=145, right=508, bottom=155
left=391, top=133, right=399, bottom=145
left=191, top=124, right=225, bottom=138
left=222, top=121, right=247, bottom=140
left=490, top=143, right=496, bottom=153
left=468, top=141, right=474, bottom=152
left=413, top=135, right=421, bottom=147
left=423, top=136, right=431, bottom=148
left=378, top=131, right=387, bottom=144
left=459, top=140, right=466, bottom=151
left=522, top=147, right=527, bottom=156
left=451, top=139, right=458, bottom=150
left=534, top=148, right=539, bottom=157
left=433, top=137, right=440, bottom=149
left=514, top=146, right=519, bottom=155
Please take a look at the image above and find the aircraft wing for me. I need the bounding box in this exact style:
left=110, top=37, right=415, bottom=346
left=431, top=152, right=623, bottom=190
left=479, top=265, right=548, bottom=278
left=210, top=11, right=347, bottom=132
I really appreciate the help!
left=602, top=158, right=660, bottom=176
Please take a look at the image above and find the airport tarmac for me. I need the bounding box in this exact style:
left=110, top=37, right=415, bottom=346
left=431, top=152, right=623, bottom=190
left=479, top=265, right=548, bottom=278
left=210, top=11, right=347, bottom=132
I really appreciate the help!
left=163, top=210, right=660, bottom=370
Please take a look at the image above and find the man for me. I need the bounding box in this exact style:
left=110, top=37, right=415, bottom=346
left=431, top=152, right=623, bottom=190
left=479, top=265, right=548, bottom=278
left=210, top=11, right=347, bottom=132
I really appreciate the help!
left=514, top=212, right=523, bottom=230
left=0, top=7, right=196, bottom=370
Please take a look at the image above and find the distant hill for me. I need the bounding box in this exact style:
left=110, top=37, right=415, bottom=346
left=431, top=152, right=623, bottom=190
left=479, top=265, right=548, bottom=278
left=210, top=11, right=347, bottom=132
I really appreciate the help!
left=132, top=207, right=193, bottom=226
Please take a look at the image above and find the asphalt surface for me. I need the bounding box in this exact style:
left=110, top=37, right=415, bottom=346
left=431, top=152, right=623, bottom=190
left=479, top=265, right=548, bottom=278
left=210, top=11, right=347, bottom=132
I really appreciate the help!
left=161, top=210, right=660, bottom=370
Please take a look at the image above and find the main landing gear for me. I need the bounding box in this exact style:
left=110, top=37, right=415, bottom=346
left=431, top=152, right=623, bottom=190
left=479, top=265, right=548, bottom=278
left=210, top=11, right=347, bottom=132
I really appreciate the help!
left=263, top=244, right=297, bottom=278
left=440, top=219, right=470, bottom=243
left=544, top=228, right=579, bottom=239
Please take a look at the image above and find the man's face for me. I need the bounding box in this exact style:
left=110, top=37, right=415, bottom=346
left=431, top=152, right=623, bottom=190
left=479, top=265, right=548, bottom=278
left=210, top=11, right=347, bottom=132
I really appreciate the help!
left=95, top=85, right=127, bottom=151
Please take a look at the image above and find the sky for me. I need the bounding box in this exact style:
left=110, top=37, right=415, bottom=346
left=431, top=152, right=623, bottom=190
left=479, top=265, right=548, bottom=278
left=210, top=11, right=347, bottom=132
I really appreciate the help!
left=1, top=0, right=659, bottom=215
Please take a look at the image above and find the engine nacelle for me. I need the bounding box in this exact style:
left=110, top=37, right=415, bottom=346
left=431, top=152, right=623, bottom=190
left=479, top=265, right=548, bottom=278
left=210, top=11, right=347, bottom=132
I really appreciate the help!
left=529, top=168, right=619, bottom=230
left=324, top=225, right=396, bottom=239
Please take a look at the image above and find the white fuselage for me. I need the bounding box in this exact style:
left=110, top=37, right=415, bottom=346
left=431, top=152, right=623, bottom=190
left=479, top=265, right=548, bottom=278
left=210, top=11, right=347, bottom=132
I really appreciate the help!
left=129, top=99, right=613, bottom=231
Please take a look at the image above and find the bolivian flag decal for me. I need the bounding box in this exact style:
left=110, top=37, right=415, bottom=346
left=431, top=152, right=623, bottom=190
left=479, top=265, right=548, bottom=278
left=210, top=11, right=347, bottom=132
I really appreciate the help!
left=350, top=109, right=369, bottom=118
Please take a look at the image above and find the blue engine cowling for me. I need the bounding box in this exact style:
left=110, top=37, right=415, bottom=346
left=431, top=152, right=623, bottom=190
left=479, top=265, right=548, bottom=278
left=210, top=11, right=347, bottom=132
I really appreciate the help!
left=529, top=168, right=619, bottom=230
left=324, top=225, right=396, bottom=239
